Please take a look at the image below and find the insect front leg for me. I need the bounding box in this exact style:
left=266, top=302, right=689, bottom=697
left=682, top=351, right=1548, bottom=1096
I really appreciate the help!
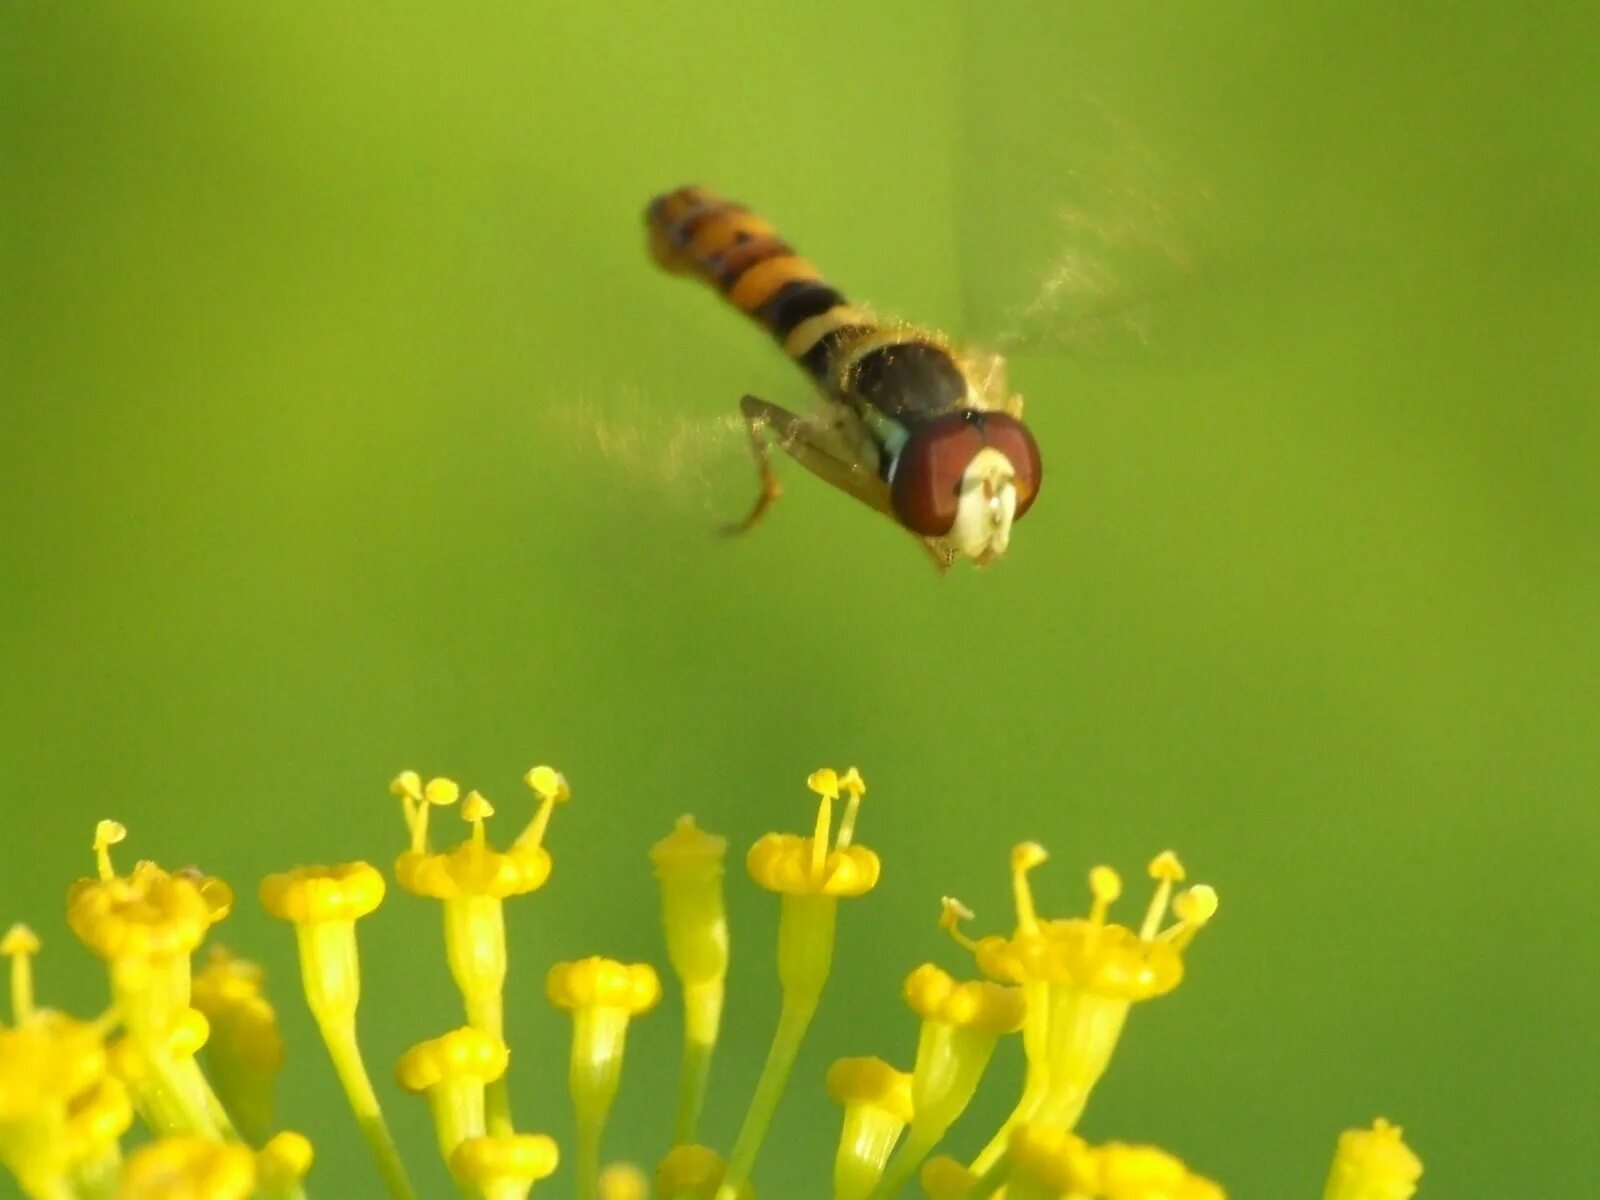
left=721, top=395, right=790, bottom=536
left=724, top=394, right=898, bottom=538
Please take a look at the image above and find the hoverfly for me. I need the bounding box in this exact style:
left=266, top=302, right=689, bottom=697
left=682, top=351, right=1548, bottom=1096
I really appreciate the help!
left=645, top=186, right=1042, bottom=573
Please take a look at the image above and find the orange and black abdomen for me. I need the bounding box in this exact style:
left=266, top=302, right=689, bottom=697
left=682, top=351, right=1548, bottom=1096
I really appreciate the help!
left=646, top=185, right=869, bottom=379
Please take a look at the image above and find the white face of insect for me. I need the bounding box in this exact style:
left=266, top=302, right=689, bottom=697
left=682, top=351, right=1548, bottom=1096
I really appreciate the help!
left=948, top=447, right=1020, bottom=562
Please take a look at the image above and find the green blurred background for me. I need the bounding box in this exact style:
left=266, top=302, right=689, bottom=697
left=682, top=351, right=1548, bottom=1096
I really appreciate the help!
left=3, top=3, right=1596, bottom=1196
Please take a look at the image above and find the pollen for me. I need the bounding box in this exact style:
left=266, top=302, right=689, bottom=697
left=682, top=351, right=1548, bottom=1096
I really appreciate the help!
left=655, top=1144, right=746, bottom=1200
left=259, top=862, right=386, bottom=924
left=255, top=1130, right=315, bottom=1190
left=825, top=1056, right=915, bottom=1125
left=598, top=1161, right=650, bottom=1200
left=0, top=1010, right=110, bottom=1121
left=396, top=1027, right=510, bottom=1093
left=1006, top=1122, right=1097, bottom=1195
left=118, top=1135, right=256, bottom=1200
left=1325, top=1118, right=1422, bottom=1200
left=901, top=963, right=1025, bottom=1035
left=191, top=947, right=283, bottom=1071
left=919, top=1156, right=978, bottom=1200
left=450, top=1133, right=560, bottom=1187
left=1094, top=1141, right=1226, bottom=1200
left=546, top=958, right=661, bottom=1016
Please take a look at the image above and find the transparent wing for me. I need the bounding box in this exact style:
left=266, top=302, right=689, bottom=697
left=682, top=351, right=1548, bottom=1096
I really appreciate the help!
left=539, top=385, right=749, bottom=515
left=954, top=16, right=1217, bottom=361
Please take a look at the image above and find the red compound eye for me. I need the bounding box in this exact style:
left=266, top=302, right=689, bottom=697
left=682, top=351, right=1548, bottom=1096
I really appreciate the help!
left=889, top=412, right=1043, bottom=535
left=890, top=414, right=984, bottom=536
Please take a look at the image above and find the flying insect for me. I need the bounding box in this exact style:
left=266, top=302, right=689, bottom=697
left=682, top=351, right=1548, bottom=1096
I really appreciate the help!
left=646, top=185, right=1043, bottom=572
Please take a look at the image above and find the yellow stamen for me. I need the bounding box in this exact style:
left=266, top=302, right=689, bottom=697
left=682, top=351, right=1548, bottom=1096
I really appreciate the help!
left=464, top=791, right=494, bottom=847
left=835, top=767, right=866, bottom=849
left=391, top=772, right=426, bottom=853
left=1087, top=866, right=1121, bottom=926
left=806, top=768, right=839, bottom=880
left=1164, top=886, right=1220, bottom=950
left=518, top=765, right=571, bottom=850
left=1139, top=850, right=1185, bottom=941
left=93, top=820, right=126, bottom=882
left=1010, top=843, right=1049, bottom=936
left=938, top=898, right=978, bottom=952
left=3, top=925, right=41, bottom=1024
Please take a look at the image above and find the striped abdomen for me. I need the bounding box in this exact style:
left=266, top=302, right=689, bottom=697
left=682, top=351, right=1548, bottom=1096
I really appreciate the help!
left=645, top=185, right=874, bottom=381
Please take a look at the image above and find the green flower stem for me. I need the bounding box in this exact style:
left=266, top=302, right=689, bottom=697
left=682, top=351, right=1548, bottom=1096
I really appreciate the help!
left=673, top=1010, right=718, bottom=1146
left=321, top=1023, right=417, bottom=1200
left=714, top=989, right=820, bottom=1200
left=716, top=891, right=839, bottom=1200
left=866, top=1128, right=940, bottom=1200
left=570, top=1007, right=629, bottom=1200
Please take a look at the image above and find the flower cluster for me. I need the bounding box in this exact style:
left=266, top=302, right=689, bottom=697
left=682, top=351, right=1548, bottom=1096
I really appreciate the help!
left=0, top=765, right=1423, bottom=1200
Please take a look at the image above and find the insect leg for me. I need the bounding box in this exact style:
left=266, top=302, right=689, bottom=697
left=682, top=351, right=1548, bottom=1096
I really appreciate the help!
left=723, top=394, right=897, bottom=537
left=721, top=395, right=792, bottom=536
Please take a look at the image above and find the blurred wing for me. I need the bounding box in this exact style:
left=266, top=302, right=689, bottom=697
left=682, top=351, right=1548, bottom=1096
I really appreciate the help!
left=955, top=20, right=1216, bottom=361
left=541, top=384, right=748, bottom=514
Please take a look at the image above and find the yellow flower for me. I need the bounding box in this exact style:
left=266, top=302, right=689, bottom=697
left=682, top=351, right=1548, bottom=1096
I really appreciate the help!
left=825, top=1057, right=914, bottom=1200
left=67, top=822, right=230, bottom=1045
left=656, top=1144, right=751, bottom=1200
left=255, top=1130, right=315, bottom=1199
left=1004, top=1124, right=1227, bottom=1200
left=598, top=1162, right=649, bottom=1200
left=952, top=846, right=1217, bottom=1171
left=872, top=963, right=1027, bottom=1198
left=393, top=784, right=556, bottom=901
left=547, top=958, right=661, bottom=1200
left=63, top=824, right=237, bottom=1142
left=191, top=946, right=285, bottom=1146
left=397, top=1026, right=510, bottom=1166
left=0, top=1003, right=119, bottom=1199
left=260, top=859, right=413, bottom=1200
left=1324, top=1119, right=1422, bottom=1200
left=106, top=1006, right=214, bottom=1134
left=117, top=1134, right=255, bottom=1200
left=1006, top=1123, right=1099, bottom=1199
left=746, top=767, right=880, bottom=899
left=1093, top=1141, right=1225, bottom=1200
left=650, top=815, right=730, bottom=1144
left=394, top=770, right=568, bottom=1138
left=451, top=1133, right=560, bottom=1200
left=719, top=768, right=882, bottom=1200
left=919, top=1156, right=977, bottom=1200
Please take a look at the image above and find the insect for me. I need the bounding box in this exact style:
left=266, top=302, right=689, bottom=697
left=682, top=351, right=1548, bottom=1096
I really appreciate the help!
left=645, top=185, right=1042, bottom=572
